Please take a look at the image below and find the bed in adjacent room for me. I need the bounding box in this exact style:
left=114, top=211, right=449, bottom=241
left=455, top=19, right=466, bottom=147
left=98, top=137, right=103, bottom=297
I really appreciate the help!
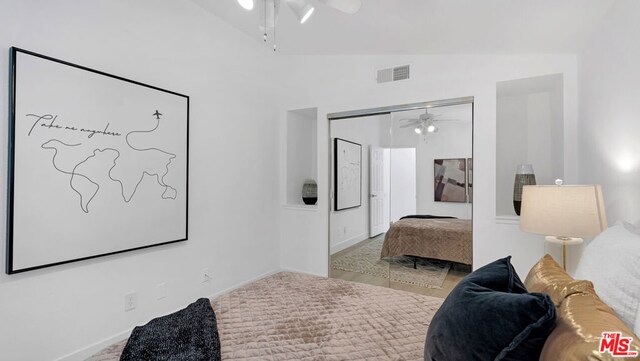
left=380, top=217, right=472, bottom=265
left=89, top=272, right=443, bottom=360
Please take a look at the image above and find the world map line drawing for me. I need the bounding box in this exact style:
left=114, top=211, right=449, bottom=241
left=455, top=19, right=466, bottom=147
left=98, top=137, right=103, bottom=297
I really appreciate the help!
left=37, top=111, right=178, bottom=213
left=119, top=114, right=177, bottom=202
left=41, top=140, right=99, bottom=213
left=338, top=148, right=361, bottom=192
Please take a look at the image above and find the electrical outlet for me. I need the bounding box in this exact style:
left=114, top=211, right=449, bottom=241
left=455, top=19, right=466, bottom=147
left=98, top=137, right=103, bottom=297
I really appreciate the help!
left=201, top=268, right=211, bottom=283
left=124, top=292, right=138, bottom=312
left=156, top=282, right=167, bottom=300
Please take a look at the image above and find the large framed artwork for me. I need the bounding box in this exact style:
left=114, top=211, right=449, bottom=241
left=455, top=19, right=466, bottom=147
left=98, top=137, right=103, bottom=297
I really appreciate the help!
left=434, top=158, right=467, bottom=203
left=334, top=138, right=361, bottom=211
left=6, top=47, right=189, bottom=274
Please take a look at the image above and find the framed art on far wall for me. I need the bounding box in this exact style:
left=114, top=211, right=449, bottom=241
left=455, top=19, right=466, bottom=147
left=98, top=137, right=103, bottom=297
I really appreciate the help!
left=434, top=158, right=467, bottom=203
left=6, top=47, right=189, bottom=274
left=334, top=138, right=362, bottom=211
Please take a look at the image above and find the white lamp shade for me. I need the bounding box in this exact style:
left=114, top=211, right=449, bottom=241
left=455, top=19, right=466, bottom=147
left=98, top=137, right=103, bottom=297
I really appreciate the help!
left=520, top=185, right=608, bottom=238
left=286, top=0, right=315, bottom=23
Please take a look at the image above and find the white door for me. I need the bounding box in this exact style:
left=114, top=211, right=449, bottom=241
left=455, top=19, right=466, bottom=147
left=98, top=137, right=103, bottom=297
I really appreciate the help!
left=369, top=146, right=386, bottom=237
left=390, top=148, right=417, bottom=222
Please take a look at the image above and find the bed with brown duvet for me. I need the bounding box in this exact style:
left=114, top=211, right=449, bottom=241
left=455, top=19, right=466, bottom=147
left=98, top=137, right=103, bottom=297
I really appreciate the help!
left=89, top=272, right=443, bottom=360
left=381, top=217, right=472, bottom=265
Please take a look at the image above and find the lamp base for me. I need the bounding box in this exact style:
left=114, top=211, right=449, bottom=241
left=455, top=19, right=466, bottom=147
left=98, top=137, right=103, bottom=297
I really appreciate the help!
left=544, top=236, right=584, bottom=245
left=544, top=236, right=583, bottom=271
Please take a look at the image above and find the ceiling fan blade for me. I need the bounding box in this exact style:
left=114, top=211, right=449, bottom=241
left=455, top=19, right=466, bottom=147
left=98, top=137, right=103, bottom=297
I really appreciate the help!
left=400, top=124, right=418, bottom=128
left=317, top=0, right=362, bottom=14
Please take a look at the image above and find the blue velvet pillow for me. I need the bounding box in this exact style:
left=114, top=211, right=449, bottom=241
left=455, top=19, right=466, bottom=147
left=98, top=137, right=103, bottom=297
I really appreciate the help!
left=424, top=256, right=556, bottom=361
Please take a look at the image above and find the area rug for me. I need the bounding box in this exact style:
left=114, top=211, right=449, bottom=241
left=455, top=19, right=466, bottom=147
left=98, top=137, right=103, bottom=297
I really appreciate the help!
left=331, top=235, right=452, bottom=289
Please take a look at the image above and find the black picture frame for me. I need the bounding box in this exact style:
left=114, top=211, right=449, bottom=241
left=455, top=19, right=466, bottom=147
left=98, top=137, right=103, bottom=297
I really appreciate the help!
left=5, top=47, right=189, bottom=274
left=334, top=138, right=362, bottom=211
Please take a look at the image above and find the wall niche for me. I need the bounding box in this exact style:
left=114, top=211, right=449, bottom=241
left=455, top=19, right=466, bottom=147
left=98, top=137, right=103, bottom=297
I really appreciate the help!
left=286, top=107, right=318, bottom=207
left=496, top=74, right=564, bottom=218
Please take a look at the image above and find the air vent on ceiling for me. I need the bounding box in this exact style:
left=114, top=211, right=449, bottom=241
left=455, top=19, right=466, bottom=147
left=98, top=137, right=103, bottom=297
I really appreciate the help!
left=377, top=65, right=410, bottom=84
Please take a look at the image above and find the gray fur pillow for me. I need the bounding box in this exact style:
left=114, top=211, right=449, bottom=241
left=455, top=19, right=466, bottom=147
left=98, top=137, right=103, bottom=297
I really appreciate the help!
left=120, top=298, right=220, bottom=361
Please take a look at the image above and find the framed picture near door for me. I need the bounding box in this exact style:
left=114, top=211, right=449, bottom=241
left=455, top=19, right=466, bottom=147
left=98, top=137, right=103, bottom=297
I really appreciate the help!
left=334, top=138, right=362, bottom=211
left=434, top=158, right=467, bottom=203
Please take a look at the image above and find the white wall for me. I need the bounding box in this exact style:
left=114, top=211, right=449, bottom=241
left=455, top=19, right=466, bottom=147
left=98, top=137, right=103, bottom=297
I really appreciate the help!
left=329, top=115, right=387, bottom=253
left=578, top=0, right=640, bottom=225
left=0, top=1, right=282, bottom=360
left=286, top=108, right=317, bottom=205
left=279, top=54, right=579, bottom=278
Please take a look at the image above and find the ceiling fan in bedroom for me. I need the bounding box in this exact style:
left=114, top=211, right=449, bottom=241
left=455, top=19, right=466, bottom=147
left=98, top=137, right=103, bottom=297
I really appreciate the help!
left=399, top=109, right=458, bottom=136
left=236, top=0, right=362, bottom=51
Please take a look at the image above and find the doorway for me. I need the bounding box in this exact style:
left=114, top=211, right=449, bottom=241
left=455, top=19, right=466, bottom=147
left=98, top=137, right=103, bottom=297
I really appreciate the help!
left=327, top=97, right=474, bottom=298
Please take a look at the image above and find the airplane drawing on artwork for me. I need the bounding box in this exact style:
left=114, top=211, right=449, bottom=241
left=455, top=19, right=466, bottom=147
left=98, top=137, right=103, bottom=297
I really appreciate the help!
left=153, top=110, right=162, bottom=120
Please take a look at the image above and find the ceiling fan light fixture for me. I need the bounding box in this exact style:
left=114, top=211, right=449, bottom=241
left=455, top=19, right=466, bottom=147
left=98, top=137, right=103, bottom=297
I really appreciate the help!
left=237, top=0, right=254, bottom=10
left=426, top=120, right=438, bottom=133
left=286, top=0, right=315, bottom=24
left=300, top=6, right=315, bottom=23
left=414, top=126, right=423, bottom=134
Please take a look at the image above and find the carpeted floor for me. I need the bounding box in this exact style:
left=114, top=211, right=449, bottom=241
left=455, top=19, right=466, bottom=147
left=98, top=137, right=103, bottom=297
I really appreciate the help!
left=331, top=235, right=452, bottom=289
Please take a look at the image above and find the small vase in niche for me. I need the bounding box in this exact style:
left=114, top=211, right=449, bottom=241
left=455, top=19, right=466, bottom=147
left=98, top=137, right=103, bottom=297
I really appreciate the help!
left=302, top=179, right=318, bottom=205
left=513, top=164, right=536, bottom=216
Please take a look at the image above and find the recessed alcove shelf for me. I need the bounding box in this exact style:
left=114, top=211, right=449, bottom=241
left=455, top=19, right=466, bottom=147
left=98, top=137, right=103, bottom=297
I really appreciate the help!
left=285, top=107, right=318, bottom=207
left=496, top=74, right=564, bottom=219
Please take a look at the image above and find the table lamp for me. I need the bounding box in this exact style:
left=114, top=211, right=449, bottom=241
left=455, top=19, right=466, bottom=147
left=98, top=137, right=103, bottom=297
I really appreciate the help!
left=519, top=180, right=608, bottom=270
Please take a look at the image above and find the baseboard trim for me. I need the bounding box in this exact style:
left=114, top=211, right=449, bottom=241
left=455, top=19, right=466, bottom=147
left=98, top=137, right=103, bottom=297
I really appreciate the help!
left=205, top=268, right=282, bottom=300
left=280, top=266, right=326, bottom=278
left=54, top=268, right=282, bottom=361
left=53, top=328, right=133, bottom=361
left=330, top=232, right=368, bottom=255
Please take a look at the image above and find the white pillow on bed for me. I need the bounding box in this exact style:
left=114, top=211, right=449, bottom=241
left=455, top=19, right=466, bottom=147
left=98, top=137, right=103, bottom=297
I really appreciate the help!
left=574, top=222, right=640, bottom=333
left=624, top=219, right=640, bottom=235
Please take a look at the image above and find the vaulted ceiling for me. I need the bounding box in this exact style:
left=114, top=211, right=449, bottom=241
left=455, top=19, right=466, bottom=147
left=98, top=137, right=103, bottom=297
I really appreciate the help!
left=193, top=0, right=615, bottom=55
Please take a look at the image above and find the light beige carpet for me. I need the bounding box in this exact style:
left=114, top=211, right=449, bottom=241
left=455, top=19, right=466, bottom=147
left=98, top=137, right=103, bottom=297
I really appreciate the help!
left=89, top=272, right=444, bottom=361
left=331, top=235, right=452, bottom=289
